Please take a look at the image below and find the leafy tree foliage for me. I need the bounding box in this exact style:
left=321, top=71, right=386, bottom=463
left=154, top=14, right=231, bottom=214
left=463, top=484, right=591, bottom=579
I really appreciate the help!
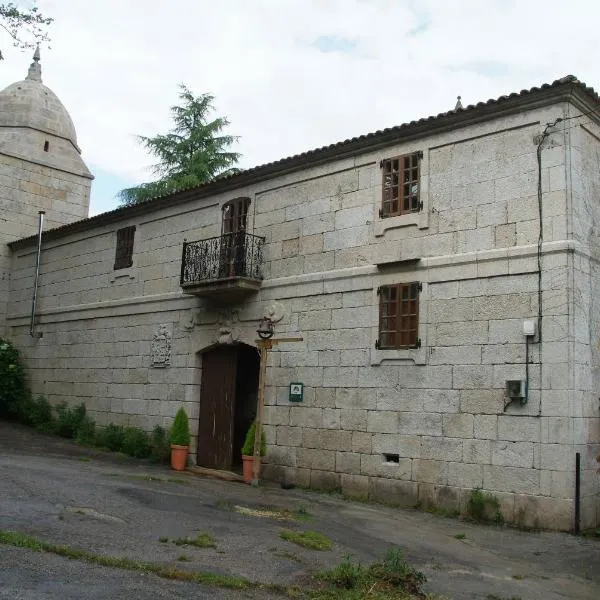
left=119, top=85, right=241, bottom=206
left=0, top=337, right=28, bottom=418
left=0, top=2, right=52, bottom=59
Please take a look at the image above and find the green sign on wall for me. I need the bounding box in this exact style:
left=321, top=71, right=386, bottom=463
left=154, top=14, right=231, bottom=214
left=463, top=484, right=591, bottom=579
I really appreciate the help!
left=289, top=382, right=304, bottom=402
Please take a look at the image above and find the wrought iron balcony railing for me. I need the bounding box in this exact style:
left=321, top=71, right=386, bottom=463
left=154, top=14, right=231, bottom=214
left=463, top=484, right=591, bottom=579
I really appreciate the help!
left=180, top=232, right=265, bottom=288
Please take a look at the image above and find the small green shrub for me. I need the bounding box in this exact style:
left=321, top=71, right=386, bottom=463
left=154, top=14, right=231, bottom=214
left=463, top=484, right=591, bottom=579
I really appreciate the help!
left=75, top=416, right=96, bottom=445
left=169, top=407, right=190, bottom=446
left=319, top=555, right=365, bottom=589
left=0, top=338, right=28, bottom=419
left=122, top=427, right=151, bottom=458
left=54, top=402, right=87, bottom=439
left=149, top=425, right=170, bottom=463
left=467, top=488, right=504, bottom=524
left=17, top=394, right=54, bottom=429
left=241, top=421, right=266, bottom=457
left=95, top=424, right=125, bottom=452
left=369, top=547, right=427, bottom=593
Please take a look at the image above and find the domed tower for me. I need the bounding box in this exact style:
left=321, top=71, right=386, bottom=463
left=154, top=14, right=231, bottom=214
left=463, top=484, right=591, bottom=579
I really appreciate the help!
left=0, top=48, right=93, bottom=334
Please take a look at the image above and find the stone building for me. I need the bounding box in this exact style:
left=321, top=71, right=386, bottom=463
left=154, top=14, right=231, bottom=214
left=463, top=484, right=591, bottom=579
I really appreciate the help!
left=1, top=54, right=599, bottom=531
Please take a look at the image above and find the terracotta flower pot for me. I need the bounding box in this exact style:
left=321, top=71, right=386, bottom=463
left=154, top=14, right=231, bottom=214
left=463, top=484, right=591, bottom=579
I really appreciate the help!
left=242, top=455, right=258, bottom=484
left=171, top=444, right=188, bottom=471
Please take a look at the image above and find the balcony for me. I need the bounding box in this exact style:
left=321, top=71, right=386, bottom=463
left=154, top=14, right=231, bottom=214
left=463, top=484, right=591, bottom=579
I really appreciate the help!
left=180, top=232, right=265, bottom=299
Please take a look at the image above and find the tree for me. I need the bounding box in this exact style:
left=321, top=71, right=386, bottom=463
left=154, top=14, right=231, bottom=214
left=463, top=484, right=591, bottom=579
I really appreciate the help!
left=119, top=85, right=241, bottom=206
left=0, top=2, right=52, bottom=60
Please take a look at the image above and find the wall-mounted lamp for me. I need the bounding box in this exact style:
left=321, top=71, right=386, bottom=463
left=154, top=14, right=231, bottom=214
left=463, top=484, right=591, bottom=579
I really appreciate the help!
left=257, top=317, right=274, bottom=340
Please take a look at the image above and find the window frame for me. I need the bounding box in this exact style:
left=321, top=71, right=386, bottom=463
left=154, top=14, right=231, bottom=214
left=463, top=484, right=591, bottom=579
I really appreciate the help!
left=376, top=282, right=421, bottom=350
left=380, top=151, right=423, bottom=219
left=113, top=225, right=136, bottom=270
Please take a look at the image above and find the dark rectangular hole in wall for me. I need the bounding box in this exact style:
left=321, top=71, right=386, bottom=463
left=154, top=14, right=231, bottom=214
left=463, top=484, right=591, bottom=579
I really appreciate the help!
left=44, top=141, right=49, bottom=152
left=383, top=453, right=400, bottom=463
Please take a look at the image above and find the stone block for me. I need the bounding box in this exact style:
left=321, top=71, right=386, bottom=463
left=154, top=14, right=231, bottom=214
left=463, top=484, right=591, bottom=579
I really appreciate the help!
left=122, top=398, right=148, bottom=415
left=443, top=413, right=474, bottom=438
left=336, top=387, right=374, bottom=409
left=413, top=459, right=448, bottom=484
left=323, top=408, right=341, bottom=429
left=341, top=409, right=367, bottom=431
left=448, top=462, right=484, bottom=488
left=421, top=389, right=460, bottom=413
left=310, top=469, right=340, bottom=491
left=421, top=436, right=463, bottom=461
left=539, top=443, right=574, bottom=471
left=463, top=439, right=491, bottom=464
left=290, top=407, right=322, bottom=428
left=361, top=453, right=412, bottom=480
left=331, top=307, right=373, bottom=329
left=335, top=451, right=361, bottom=474
left=352, top=431, right=372, bottom=453
left=483, top=465, right=540, bottom=495
left=298, top=309, right=331, bottom=331
left=491, top=441, right=534, bottom=468
left=429, top=345, right=482, bottom=365
left=367, top=410, right=400, bottom=434
left=314, top=387, right=336, bottom=408
left=461, top=390, right=502, bottom=414
left=398, top=412, right=442, bottom=436
left=513, top=495, right=572, bottom=531
left=341, top=474, right=369, bottom=499
left=474, top=415, right=498, bottom=439
left=323, top=366, right=358, bottom=387
left=369, top=478, right=418, bottom=507
left=276, top=426, right=303, bottom=447
left=497, top=416, right=540, bottom=442
left=453, top=365, right=493, bottom=389
left=297, top=448, right=335, bottom=471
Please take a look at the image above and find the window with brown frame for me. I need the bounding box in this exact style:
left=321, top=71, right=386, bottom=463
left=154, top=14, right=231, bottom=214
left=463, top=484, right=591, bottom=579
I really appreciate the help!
left=376, top=282, right=421, bottom=349
left=222, top=197, right=250, bottom=234
left=113, top=226, right=135, bottom=270
left=380, top=152, right=422, bottom=218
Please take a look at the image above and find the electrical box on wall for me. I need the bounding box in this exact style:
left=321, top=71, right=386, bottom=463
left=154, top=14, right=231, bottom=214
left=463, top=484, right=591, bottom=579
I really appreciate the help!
left=505, top=379, right=527, bottom=401
left=523, top=319, right=537, bottom=337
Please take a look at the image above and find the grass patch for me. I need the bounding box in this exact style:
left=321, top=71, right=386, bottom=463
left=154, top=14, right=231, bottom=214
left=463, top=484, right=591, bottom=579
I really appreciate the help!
left=158, top=537, right=169, bottom=543
left=77, top=456, right=92, bottom=462
left=280, top=530, right=332, bottom=551
left=172, top=533, right=216, bottom=549
left=0, top=530, right=250, bottom=590
left=454, top=533, right=466, bottom=540
left=177, top=554, right=190, bottom=562
left=315, top=548, right=426, bottom=598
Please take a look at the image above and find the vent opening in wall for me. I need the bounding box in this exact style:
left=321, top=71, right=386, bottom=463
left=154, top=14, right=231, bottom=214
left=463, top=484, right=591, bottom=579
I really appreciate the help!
left=43, top=140, right=49, bottom=152
left=383, top=453, right=400, bottom=464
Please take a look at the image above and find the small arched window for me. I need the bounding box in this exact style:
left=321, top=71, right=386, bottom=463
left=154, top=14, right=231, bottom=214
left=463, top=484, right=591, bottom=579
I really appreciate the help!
left=222, top=197, right=250, bottom=235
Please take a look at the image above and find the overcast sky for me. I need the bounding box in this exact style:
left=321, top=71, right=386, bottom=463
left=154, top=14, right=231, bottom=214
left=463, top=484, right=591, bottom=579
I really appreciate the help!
left=1, top=0, right=598, bottom=216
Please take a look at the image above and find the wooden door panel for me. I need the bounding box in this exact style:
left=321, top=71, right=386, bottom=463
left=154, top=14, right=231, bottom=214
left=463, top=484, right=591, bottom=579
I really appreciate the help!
left=197, top=347, right=237, bottom=470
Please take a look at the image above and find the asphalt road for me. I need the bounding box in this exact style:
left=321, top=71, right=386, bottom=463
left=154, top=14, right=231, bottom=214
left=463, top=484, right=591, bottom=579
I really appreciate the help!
left=0, top=421, right=598, bottom=599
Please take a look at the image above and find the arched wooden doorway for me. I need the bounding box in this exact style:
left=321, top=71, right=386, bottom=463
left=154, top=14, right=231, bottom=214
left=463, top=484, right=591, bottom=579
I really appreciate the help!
left=197, top=343, right=259, bottom=471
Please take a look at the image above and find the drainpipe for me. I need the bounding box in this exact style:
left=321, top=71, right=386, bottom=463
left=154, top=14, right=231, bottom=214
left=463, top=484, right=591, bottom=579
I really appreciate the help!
left=30, top=210, right=44, bottom=338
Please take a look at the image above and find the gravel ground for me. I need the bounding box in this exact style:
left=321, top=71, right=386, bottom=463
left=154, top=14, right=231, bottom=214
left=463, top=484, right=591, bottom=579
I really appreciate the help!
left=0, top=421, right=599, bottom=599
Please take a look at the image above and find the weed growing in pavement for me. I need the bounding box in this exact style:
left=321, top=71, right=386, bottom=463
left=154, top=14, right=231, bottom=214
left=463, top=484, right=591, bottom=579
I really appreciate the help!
left=454, top=533, right=466, bottom=540
left=316, top=547, right=427, bottom=598
left=280, top=530, right=332, bottom=551
left=172, top=533, right=216, bottom=549
left=0, top=530, right=250, bottom=590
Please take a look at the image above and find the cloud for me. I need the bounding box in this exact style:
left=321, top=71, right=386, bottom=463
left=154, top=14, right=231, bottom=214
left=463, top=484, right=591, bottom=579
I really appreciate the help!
left=312, top=35, right=358, bottom=54
left=0, top=0, right=598, bottom=215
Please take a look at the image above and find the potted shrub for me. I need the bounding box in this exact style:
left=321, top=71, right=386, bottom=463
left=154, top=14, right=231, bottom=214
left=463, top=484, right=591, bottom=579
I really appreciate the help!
left=241, top=420, right=266, bottom=484
left=169, top=407, right=190, bottom=471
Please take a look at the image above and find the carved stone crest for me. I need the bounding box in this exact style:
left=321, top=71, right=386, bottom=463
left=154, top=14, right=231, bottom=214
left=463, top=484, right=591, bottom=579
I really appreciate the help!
left=216, top=309, right=241, bottom=345
left=151, top=324, right=172, bottom=367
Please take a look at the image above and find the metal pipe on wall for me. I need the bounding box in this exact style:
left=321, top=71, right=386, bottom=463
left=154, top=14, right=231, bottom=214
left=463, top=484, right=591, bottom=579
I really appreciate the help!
left=29, top=210, right=44, bottom=338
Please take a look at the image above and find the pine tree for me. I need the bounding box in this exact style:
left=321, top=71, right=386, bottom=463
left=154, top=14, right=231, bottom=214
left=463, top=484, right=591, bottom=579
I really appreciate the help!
left=119, top=85, right=241, bottom=206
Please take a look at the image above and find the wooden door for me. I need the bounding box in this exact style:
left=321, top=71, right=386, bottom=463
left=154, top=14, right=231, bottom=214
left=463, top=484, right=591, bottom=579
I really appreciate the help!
left=220, top=198, right=249, bottom=277
left=197, top=346, right=238, bottom=470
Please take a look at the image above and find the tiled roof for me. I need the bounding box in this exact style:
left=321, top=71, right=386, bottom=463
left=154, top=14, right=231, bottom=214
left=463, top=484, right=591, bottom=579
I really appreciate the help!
left=9, top=75, right=599, bottom=249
